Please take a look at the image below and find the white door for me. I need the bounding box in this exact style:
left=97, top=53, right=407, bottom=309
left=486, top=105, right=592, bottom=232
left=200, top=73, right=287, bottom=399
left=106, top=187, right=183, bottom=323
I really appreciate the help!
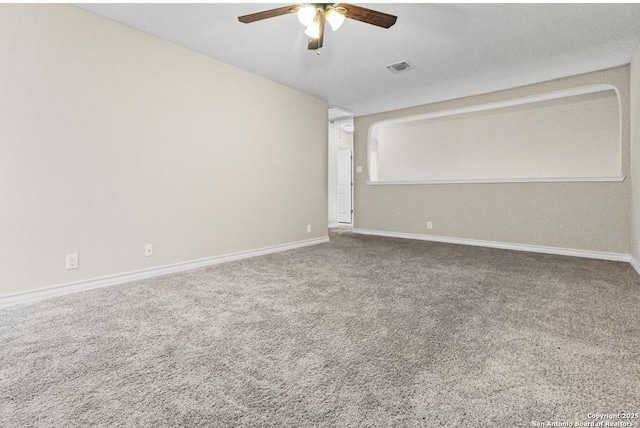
left=337, top=149, right=352, bottom=223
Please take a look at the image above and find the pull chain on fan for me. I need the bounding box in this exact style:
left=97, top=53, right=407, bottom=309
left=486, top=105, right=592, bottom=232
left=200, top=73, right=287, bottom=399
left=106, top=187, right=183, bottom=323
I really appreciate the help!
left=238, top=3, right=397, bottom=50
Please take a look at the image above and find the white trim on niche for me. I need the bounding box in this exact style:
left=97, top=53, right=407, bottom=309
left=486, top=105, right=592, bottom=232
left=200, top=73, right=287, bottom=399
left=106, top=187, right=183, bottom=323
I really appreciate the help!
left=371, top=84, right=619, bottom=128
left=366, top=176, right=626, bottom=185
left=367, top=83, right=623, bottom=185
left=352, top=229, right=631, bottom=263
left=0, top=236, right=330, bottom=307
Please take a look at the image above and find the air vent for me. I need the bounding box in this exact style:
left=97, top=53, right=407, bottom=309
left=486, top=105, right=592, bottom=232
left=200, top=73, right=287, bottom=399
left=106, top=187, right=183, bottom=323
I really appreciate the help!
left=386, top=60, right=414, bottom=73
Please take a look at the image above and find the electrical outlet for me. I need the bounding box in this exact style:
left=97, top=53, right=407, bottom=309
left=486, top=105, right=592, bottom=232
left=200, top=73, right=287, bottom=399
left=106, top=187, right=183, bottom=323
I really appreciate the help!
left=427, top=221, right=433, bottom=230
left=307, top=225, right=312, bottom=234
left=66, top=253, right=79, bottom=270
left=356, top=166, right=363, bottom=173
left=145, top=244, right=154, bottom=257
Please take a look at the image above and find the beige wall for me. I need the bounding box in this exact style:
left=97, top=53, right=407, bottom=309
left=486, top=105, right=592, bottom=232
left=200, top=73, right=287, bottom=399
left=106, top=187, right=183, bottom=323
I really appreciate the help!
left=375, top=91, right=620, bottom=181
left=0, top=5, right=328, bottom=296
left=630, top=45, right=640, bottom=260
left=355, top=67, right=630, bottom=254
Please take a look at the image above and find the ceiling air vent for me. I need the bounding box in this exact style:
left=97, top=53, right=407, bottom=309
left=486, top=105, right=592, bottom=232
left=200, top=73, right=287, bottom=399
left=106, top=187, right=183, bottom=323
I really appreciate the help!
left=386, top=60, right=414, bottom=74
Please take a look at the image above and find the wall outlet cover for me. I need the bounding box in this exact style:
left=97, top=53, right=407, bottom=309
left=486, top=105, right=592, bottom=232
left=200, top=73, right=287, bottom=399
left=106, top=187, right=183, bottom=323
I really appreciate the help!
left=65, top=253, right=79, bottom=270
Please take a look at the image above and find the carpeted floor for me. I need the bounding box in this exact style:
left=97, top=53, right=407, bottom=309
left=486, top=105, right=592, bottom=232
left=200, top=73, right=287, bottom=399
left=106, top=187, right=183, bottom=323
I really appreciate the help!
left=1, top=230, right=639, bottom=427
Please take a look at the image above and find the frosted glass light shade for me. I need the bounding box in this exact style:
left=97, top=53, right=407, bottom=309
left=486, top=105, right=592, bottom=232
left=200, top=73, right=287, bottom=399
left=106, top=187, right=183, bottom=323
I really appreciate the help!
left=304, top=23, right=320, bottom=39
left=297, top=6, right=316, bottom=26
left=326, top=9, right=345, bottom=31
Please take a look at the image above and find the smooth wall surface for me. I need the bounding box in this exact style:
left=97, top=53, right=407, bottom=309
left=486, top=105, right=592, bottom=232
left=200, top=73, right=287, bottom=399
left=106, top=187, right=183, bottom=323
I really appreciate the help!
left=631, top=44, right=640, bottom=260
left=375, top=91, right=620, bottom=181
left=0, top=5, right=328, bottom=296
left=355, top=67, right=630, bottom=254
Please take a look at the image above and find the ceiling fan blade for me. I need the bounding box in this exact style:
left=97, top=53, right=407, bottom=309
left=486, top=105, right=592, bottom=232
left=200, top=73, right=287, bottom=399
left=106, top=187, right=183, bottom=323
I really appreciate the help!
left=308, top=11, right=325, bottom=50
left=238, top=5, right=299, bottom=24
left=339, top=3, right=397, bottom=29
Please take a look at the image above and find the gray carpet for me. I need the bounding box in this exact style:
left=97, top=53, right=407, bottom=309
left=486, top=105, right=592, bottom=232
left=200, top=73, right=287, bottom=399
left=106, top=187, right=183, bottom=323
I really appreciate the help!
left=1, top=230, right=639, bottom=427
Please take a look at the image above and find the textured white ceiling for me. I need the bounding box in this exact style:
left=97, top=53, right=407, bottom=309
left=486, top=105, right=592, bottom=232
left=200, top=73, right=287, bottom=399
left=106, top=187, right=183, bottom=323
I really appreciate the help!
left=77, top=3, right=640, bottom=116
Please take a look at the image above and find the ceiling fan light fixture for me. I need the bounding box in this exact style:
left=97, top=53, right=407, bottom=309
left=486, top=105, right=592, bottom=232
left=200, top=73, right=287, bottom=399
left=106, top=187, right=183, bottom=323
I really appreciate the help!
left=326, top=8, right=345, bottom=31
left=304, top=22, right=320, bottom=39
left=238, top=3, right=397, bottom=51
left=297, top=5, right=316, bottom=26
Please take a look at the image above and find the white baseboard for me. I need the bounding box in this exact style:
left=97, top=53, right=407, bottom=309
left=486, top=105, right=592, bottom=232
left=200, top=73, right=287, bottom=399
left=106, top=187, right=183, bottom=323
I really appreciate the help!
left=0, top=236, right=330, bottom=307
left=352, top=229, right=631, bottom=263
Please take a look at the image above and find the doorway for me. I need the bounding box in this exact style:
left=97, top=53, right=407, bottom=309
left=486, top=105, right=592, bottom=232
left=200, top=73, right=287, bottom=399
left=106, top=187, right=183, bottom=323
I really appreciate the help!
left=337, top=148, right=353, bottom=224
left=328, top=107, right=354, bottom=228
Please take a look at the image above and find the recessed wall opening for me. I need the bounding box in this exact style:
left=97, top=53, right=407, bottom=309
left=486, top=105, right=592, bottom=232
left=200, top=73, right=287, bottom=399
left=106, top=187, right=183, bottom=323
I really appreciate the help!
left=368, top=85, right=624, bottom=185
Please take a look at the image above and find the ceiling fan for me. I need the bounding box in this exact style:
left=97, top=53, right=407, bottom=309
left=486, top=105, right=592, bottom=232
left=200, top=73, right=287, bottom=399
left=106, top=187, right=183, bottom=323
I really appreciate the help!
left=238, top=3, right=397, bottom=51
